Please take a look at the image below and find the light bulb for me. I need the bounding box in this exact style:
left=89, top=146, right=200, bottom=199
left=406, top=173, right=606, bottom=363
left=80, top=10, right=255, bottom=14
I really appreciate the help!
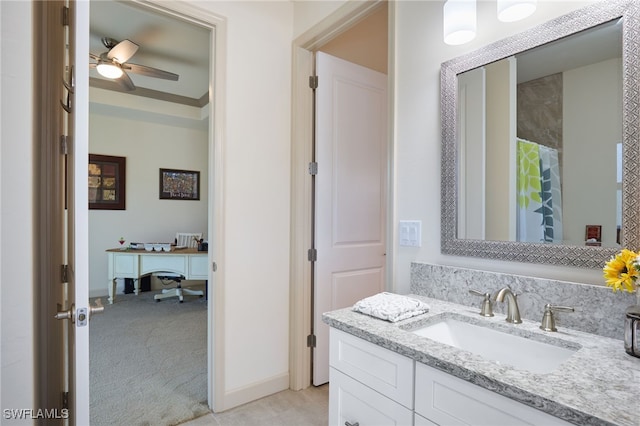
left=96, top=62, right=123, bottom=79
left=497, top=0, right=537, bottom=23
left=443, top=0, right=477, bottom=46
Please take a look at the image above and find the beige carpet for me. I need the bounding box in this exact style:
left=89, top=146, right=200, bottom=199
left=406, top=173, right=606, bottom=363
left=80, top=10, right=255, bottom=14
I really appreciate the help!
left=90, top=285, right=209, bottom=426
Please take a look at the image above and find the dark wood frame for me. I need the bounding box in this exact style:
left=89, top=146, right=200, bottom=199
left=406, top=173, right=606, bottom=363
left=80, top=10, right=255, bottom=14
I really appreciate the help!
left=159, top=168, right=200, bottom=200
left=89, top=154, right=126, bottom=210
left=585, top=225, right=602, bottom=246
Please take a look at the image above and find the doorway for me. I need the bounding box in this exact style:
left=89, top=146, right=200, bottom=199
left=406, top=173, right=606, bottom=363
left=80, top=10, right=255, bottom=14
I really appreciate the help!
left=289, top=0, right=392, bottom=390
left=85, top=0, right=223, bottom=420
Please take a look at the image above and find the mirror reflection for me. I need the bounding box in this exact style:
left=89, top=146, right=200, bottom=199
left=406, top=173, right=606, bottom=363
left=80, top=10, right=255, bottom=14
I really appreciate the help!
left=457, top=19, right=622, bottom=248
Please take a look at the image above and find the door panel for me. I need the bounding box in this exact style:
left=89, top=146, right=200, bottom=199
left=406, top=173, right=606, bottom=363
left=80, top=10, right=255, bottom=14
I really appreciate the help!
left=332, top=269, right=384, bottom=309
left=313, top=52, right=388, bottom=386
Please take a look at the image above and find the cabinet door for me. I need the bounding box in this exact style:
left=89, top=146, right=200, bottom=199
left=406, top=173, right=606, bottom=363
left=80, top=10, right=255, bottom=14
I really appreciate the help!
left=414, top=413, right=438, bottom=426
left=330, top=328, right=414, bottom=408
left=329, top=368, right=413, bottom=426
left=415, top=363, right=573, bottom=426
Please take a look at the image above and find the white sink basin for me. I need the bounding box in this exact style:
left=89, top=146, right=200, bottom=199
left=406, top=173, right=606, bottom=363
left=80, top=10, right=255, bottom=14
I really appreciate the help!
left=411, top=316, right=579, bottom=374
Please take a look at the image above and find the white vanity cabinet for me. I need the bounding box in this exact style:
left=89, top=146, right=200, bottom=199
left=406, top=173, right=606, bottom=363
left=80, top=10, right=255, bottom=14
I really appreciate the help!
left=329, top=327, right=574, bottom=426
left=329, top=329, right=414, bottom=426
left=414, top=363, right=573, bottom=426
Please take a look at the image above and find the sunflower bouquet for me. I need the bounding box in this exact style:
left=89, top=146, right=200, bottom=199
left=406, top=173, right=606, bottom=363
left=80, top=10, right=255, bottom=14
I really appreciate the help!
left=603, top=249, right=640, bottom=293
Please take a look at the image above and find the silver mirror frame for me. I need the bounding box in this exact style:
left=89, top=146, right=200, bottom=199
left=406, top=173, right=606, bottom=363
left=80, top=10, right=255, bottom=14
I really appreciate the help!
left=441, top=0, right=640, bottom=268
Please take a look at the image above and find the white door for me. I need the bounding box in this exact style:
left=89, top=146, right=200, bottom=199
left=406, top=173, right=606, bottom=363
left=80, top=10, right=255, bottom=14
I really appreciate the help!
left=313, top=52, right=388, bottom=386
left=66, top=1, right=91, bottom=423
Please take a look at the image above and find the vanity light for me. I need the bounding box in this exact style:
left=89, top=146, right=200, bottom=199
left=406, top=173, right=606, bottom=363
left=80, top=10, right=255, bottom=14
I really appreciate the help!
left=96, top=62, right=123, bottom=79
left=443, top=0, right=477, bottom=46
left=497, top=0, right=537, bottom=23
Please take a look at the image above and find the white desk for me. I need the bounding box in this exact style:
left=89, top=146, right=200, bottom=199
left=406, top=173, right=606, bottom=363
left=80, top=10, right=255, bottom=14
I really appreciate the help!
left=106, top=248, right=208, bottom=304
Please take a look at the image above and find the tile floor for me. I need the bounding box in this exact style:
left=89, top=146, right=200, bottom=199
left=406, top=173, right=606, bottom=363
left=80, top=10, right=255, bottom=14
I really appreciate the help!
left=180, top=384, right=329, bottom=426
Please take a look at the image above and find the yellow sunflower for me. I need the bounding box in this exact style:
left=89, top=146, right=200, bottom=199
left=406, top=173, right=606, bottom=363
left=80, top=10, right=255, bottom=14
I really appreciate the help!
left=603, top=249, right=639, bottom=292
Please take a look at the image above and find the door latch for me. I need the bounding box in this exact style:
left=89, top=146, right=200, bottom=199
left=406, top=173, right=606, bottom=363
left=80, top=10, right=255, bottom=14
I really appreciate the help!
left=55, top=299, right=104, bottom=326
left=55, top=304, right=75, bottom=323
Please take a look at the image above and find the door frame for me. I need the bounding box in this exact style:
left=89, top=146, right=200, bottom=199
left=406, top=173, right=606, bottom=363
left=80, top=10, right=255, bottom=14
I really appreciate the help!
left=129, top=0, right=228, bottom=411
left=33, top=0, right=67, bottom=415
left=55, top=0, right=228, bottom=414
left=289, top=0, right=395, bottom=390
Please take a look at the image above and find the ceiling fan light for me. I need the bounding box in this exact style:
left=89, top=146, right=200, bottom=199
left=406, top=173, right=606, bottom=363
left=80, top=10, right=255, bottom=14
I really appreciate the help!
left=96, top=62, right=123, bottom=79
left=497, top=0, right=537, bottom=22
left=443, top=0, right=477, bottom=46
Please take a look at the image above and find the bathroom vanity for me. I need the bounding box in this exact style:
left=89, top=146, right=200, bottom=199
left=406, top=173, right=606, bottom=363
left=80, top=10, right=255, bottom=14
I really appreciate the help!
left=324, top=296, right=639, bottom=426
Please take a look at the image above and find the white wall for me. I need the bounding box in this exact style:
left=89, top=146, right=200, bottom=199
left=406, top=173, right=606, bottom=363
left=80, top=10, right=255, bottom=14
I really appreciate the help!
left=563, top=58, right=622, bottom=247
left=293, top=0, right=345, bottom=39
left=392, top=0, right=603, bottom=294
left=191, top=0, right=294, bottom=405
left=0, top=0, right=36, bottom=417
left=89, top=88, right=208, bottom=297
left=485, top=58, right=516, bottom=241
left=458, top=67, right=486, bottom=240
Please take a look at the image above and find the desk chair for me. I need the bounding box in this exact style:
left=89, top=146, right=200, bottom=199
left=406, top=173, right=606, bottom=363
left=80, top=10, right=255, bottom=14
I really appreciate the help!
left=154, top=232, right=204, bottom=303
left=176, top=232, right=202, bottom=248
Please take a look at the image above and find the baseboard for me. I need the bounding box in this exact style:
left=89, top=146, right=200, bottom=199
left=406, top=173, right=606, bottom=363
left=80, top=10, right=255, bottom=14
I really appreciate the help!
left=220, top=372, right=290, bottom=412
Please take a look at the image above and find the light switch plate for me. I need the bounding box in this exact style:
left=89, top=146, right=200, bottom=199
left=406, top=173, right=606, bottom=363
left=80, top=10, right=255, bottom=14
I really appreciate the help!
left=399, top=220, right=422, bottom=247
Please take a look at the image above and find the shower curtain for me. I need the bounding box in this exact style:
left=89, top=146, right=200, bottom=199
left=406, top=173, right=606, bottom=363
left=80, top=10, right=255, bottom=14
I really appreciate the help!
left=517, top=138, right=563, bottom=243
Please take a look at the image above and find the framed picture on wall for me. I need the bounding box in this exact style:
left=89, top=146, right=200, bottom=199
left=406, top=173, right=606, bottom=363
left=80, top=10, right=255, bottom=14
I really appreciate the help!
left=585, top=224, right=602, bottom=246
left=89, top=154, right=126, bottom=210
left=159, top=168, right=200, bottom=200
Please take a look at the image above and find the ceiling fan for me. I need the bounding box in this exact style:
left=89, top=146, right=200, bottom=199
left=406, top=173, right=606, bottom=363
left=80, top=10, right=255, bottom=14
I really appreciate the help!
left=89, top=37, right=179, bottom=91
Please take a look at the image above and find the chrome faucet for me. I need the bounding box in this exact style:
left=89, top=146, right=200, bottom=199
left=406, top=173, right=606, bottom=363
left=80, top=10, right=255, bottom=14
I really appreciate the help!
left=469, top=289, right=494, bottom=317
left=494, top=287, right=522, bottom=324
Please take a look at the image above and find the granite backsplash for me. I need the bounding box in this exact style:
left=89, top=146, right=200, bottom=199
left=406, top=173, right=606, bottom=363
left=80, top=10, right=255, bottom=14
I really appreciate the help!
left=410, top=262, right=637, bottom=340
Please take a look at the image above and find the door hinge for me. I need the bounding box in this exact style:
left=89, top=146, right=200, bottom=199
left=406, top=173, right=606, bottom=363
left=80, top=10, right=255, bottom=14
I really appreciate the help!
left=62, top=391, right=69, bottom=410
left=60, top=135, right=68, bottom=155
left=307, top=248, right=317, bottom=262
left=308, top=162, right=318, bottom=175
left=309, top=76, right=318, bottom=90
left=307, top=334, right=316, bottom=348
left=61, top=264, right=69, bottom=283
left=62, top=6, right=70, bottom=26
left=212, top=262, right=217, bottom=272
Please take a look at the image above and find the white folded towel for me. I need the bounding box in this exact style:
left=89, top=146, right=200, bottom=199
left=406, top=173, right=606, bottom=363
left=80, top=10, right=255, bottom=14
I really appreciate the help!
left=352, top=292, right=429, bottom=322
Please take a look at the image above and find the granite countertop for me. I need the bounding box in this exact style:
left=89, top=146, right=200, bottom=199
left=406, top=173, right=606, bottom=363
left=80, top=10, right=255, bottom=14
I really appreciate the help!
left=323, top=295, right=640, bottom=426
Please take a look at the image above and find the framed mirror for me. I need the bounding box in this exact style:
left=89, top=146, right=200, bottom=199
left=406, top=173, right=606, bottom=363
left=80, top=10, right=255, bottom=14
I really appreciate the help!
left=441, top=0, right=640, bottom=268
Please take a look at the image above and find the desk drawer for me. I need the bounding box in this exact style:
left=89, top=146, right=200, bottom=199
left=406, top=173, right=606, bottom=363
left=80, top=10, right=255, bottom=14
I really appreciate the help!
left=188, top=255, right=208, bottom=279
left=141, top=255, right=187, bottom=276
left=113, top=253, right=138, bottom=276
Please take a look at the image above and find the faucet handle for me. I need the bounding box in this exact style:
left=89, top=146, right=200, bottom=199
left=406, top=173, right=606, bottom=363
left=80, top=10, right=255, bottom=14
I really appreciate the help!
left=469, top=289, right=494, bottom=317
left=540, top=304, right=575, bottom=332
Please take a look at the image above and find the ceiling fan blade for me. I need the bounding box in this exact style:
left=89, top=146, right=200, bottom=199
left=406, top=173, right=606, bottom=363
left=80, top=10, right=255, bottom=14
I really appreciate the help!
left=124, top=63, right=179, bottom=81
left=107, top=39, right=139, bottom=63
left=89, top=53, right=100, bottom=61
left=115, top=71, right=136, bottom=92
